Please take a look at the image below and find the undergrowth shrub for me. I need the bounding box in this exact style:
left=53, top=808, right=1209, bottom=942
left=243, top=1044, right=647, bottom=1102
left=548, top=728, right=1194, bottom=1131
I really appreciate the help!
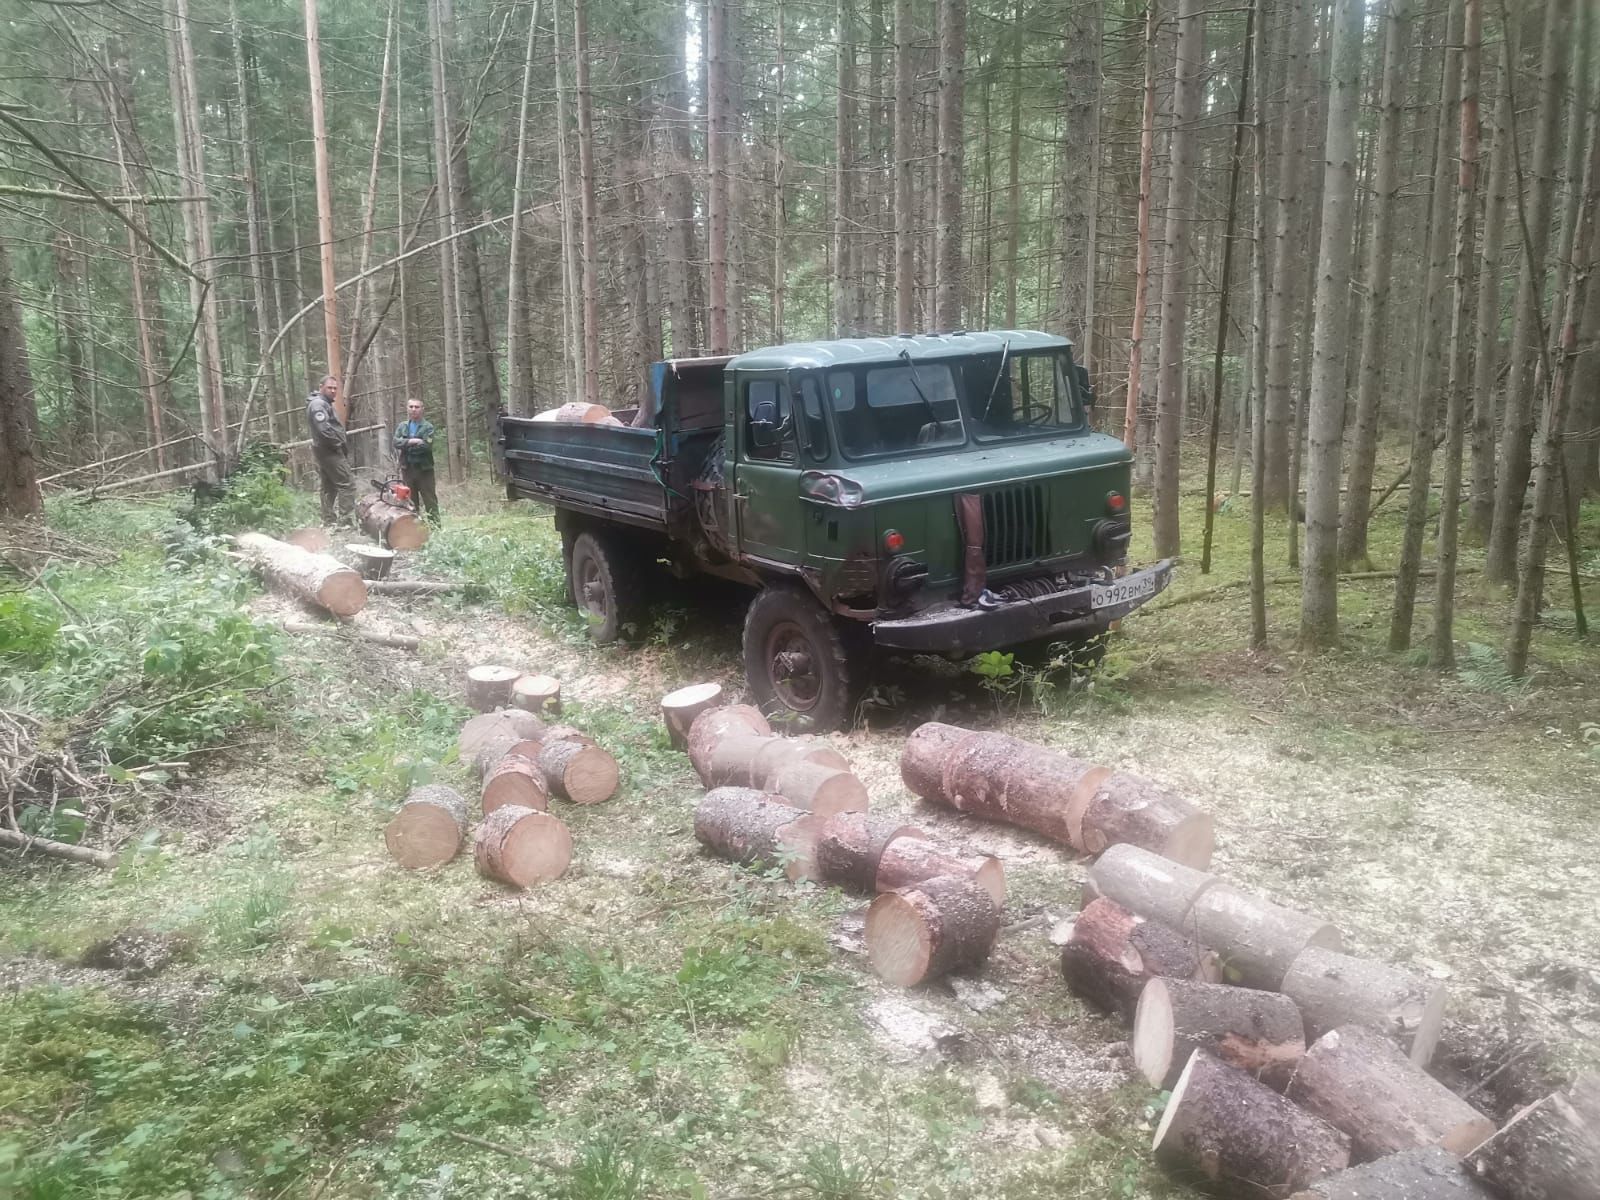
left=180, top=442, right=305, bottom=536
left=418, top=522, right=571, bottom=620
left=317, top=690, right=468, bottom=801
left=0, top=591, right=60, bottom=667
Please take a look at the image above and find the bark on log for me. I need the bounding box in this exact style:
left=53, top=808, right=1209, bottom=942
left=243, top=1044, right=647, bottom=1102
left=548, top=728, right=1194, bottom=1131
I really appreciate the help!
left=473, top=804, right=573, bottom=887
left=899, top=721, right=970, bottom=801
left=457, top=708, right=545, bottom=759
left=538, top=737, right=619, bottom=805
left=1152, top=1050, right=1352, bottom=1199
left=1134, top=977, right=1307, bottom=1090
left=686, top=704, right=772, bottom=779
left=1189, top=884, right=1343, bottom=990
left=356, top=492, right=428, bottom=550
left=235, top=532, right=367, bottom=617
left=0, top=827, right=117, bottom=868
left=472, top=731, right=545, bottom=780
left=1060, top=896, right=1221, bottom=1019
left=284, top=526, right=331, bottom=552
left=1287, top=1147, right=1499, bottom=1198
left=693, top=786, right=827, bottom=881
left=764, top=760, right=868, bottom=818
left=465, top=665, right=523, bottom=712
left=511, top=673, right=562, bottom=715
left=1288, top=1025, right=1496, bottom=1161
left=865, top=873, right=1002, bottom=987
left=1079, top=771, right=1215, bottom=867
left=282, top=619, right=419, bottom=649
left=1281, top=946, right=1447, bottom=1067
left=701, top=733, right=847, bottom=789
left=814, top=812, right=925, bottom=892
left=384, top=784, right=469, bottom=869
left=875, top=833, right=1005, bottom=908
left=661, top=682, right=725, bottom=749
left=481, top=752, right=550, bottom=815
left=1084, top=843, right=1220, bottom=930
left=1467, top=1091, right=1600, bottom=1199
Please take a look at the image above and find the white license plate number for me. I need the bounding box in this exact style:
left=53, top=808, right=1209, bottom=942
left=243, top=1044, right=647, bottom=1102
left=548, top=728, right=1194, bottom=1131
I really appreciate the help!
left=1091, top=574, right=1156, bottom=609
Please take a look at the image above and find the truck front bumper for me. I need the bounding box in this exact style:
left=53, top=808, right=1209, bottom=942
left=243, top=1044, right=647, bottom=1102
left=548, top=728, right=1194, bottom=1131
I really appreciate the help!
left=870, top=559, right=1174, bottom=656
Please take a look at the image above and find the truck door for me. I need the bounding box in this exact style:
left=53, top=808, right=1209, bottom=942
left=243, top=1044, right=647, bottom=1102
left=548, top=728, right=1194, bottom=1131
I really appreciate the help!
left=733, top=372, right=802, bottom=567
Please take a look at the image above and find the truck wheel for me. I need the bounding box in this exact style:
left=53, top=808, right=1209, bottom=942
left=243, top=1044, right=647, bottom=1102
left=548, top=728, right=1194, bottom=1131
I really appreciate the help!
left=569, top=531, right=638, bottom=644
left=743, top=586, right=860, bottom=732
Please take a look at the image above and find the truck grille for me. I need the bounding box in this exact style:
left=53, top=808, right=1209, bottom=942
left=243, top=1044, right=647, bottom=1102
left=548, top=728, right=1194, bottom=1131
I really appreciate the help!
left=982, top=484, right=1049, bottom=568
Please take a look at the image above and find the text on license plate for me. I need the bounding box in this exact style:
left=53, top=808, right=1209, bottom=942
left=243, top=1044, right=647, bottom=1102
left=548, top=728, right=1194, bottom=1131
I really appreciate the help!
left=1091, top=574, right=1156, bottom=609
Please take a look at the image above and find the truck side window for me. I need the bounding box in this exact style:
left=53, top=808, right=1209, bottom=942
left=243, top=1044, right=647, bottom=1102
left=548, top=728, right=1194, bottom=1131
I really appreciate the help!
left=798, top=376, right=829, bottom=461
left=744, top=379, right=794, bottom=461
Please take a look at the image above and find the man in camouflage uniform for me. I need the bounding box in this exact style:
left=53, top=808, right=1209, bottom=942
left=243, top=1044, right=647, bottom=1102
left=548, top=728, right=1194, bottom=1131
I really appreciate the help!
left=392, top=397, right=440, bottom=521
left=305, top=374, right=355, bottom=524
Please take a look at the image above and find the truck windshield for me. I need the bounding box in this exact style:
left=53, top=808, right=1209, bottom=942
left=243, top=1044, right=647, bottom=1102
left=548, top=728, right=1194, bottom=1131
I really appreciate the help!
left=826, top=364, right=965, bottom=458
left=963, top=351, right=1080, bottom=440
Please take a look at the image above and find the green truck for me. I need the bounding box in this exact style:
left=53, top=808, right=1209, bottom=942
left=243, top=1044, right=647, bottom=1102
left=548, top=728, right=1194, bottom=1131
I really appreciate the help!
left=500, top=331, right=1171, bottom=730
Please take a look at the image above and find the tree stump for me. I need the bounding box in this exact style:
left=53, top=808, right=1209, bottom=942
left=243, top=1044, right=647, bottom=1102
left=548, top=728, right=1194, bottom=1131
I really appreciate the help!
left=235, top=532, right=367, bottom=617
left=466, top=665, right=523, bottom=712
left=539, top=737, right=619, bottom=805
left=765, top=761, right=869, bottom=818
left=1134, top=977, right=1306, bottom=1090
left=481, top=753, right=550, bottom=815
left=814, top=813, right=925, bottom=892
left=1467, top=1091, right=1599, bottom=1199
left=1287, top=1147, right=1498, bottom=1198
left=473, top=805, right=572, bottom=887
left=1188, top=884, right=1343, bottom=989
left=661, top=682, right=725, bottom=749
left=865, top=873, right=1002, bottom=987
left=1059, top=897, right=1221, bottom=1019
left=1281, top=946, right=1447, bottom=1067
left=1084, top=843, right=1220, bottom=930
left=693, top=787, right=827, bottom=881
left=345, top=543, right=395, bottom=580
left=356, top=492, right=428, bottom=550
left=875, top=833, right=1005, bottom=908
left=510, top=673, right=562, bottom=715
left=458, top=709, right=545, bottom=759
left=686, top=704, right=773, bottom=779
left=384, top=784, right=469, bottom=869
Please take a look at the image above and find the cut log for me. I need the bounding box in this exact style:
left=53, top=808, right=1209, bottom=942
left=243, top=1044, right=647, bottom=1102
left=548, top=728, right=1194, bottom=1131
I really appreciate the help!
left=465, top=665, right=523, bottom=712
left=1287, top=1025, right=1496, bottom=1162
left=1189, top=884, right=1343, bottom=990
left=1059, top=896, right=1221, bottom=1019
left=284, top=526, right=331, bottom=552
left=1287, top=1147, right=1499, bottom=1198
left=875, top=833, right=1005, bottom=908
left=686, top=704, right=773, bottom=779
left=1078, top=771, right=1216, bottom=867
left=457, top=709, right=546, bottom=759
left=865, top=873, right=1002, bottom=987
left=1152, top=1050, right=1352, bottom=1199
left=355, top=492, right=428, bottom=550
left=765, top=761, right=869, bottom=819
left=899, top=721, right=972, bottom=802
left=234, top=532, right=367, bottom=617
left=661, top=682, right=725, bottom=749
left=282, top=619, right=419, bottom=649
left=0, top=827, right=117, bottom=868
left=345, top=543, right=396, bottom=580
left=1134, top=978, right=1306, bottom=1091
left=814, top=812, right=926, bottom=892
left=473, top=804, right=573, bottom=887
left=510, top=673, right=562, bottom=715
left=1467, top=1091, right=1599, bottom=1199
left=481, top=753, right=550, bottom=815
left=384, top=784, right=469, bottom=869
left=1281, top=946, right=1447, bottom=1067
left=693, top=787, right=827, bottom=881
left=754, top=737, right=849, bottom=786
left=538, top=737, right=619, bottom=805
left=531, top=401, right=613, bottom=423
left=367, top=579, right=457, bottom=596
left=1084, top=843, right=1220, bottom=930
left=701, top=733, right=847, bottom=789
left=472, top=731, right=545, bottom=780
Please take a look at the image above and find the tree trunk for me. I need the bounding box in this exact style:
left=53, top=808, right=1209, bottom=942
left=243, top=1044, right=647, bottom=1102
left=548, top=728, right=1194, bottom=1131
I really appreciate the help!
left=1280, top=946, right=1447, bottom=1067
left=552, top=0, right=582, bottom=402
left=1057, top=0, right=1098, bottom=345
left=875, top=834, right=1004, bottom=907
left=866, top=873, right=1001, bottom=986
left=341, top=6, right=395, bottom=418
left=771, top=0, right=787, bottom=343
left=355, top=493, right=428, bottom=550
left=0, top=236, right=42, bottom=516
left=833, top=0, right=856, bottom=337
left=428, top=0, right=466, bottom=480
left=694, top=787, right=826, bottom=882
left=765, top=761, right=869, bottom=819
left=1084, top=843, right=1219, bottom=930
left=1469, top=26, right=1514, bottom=546
left=234, top=533, right=367, bottom=617
left=385, top=784, right=469, bottom=869
left=1123, top=0, right=1161, bottom=448
left=539, top=736, right=619, bottom=805
left=814, top=812, right=923, bottom=892
left=304, top=0, right=343, bottom=415
left=1134, top=978, right=1306, bottom=1091
left=573, top=0, right=602, bottom=405
left=474, top=805, right=573, bottom=886
left=1060, top=896, right=1220, bottom=1019
left=482, top=753, right=549, bottom=815
left=51, top=229, right=90, bottom=454
left=661, top=1, right=698, bottom=356
left=933, top=0, right=965, bottom=331
left=685, top=704, right=772, bottom=779
left=230, top=2, right=282, bottom=448
left=1468, top=1091, right=1600, bottom=1198
left=701, top=734, right=848, bottom=790
left=706, top=0, right=730, bottom=352
left=505, top=0, right=542, bottom=417
left=1187, top=883, right=1343, bottom=990
left=892, top=0, right=914, bottom=333
left=1247, top=0, right=1270, bottom=648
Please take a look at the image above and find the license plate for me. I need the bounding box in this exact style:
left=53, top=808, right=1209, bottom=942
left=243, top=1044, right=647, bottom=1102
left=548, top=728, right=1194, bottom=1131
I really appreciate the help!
left=1091, top=572, right=1157, bottom=610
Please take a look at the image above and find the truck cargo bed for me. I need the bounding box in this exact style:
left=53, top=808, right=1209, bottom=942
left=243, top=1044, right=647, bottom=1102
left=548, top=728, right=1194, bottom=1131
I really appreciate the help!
left=501, top=415, right=667, bottom=530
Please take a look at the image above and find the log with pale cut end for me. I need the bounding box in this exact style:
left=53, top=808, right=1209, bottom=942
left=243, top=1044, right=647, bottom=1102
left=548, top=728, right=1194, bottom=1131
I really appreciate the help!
left=899, top=721, right=972, bottom=802
left=356, top=492, right=428, bottom=550
left=473, top=804, right=572, bottom=887
left=473, top=732, right=545, bottom=781
left=693, top=787, right=827, bottom=881
left=1467, top=1091, right=1599, bottom=1199
left=1288, top=1025, right=1496, bottom=1162
left=701, top=733, right=846, bottom=789
left=814, top=813, right=926, bottom=892
left=765, top=760, right=868, bottom=819
left=481, top=753, right=550, bottom=815
left=1152, top=1050, right=1352, bottom=1199
left=1134, top=978, right=1306, bottom=1091
left=465, top=664, right=523, bottom=712
left=875, top=833, right=1005, bottom=908
left=865, top=873, right=1002, bottom=987
left=458, top=709, right=547, bottom=758
left=235, top=532, right=367, bottom=617
left=284, top=526, right=331, bottom=552
left=532, top=401, right=614, bottom=423
left=511, top=673, right=562, bottom=716
left=1078, top=771, right=1215, bottom=869
left=1084, top=844, right=1220, bottom=931
left=1287, top=1147, right=1497, bottom=1199
left=1281, top=946, right=1447, bottom=1067
left=686, top=704, right=772, bottom=779
left=538, top=737, right=619, bottom=805
left=384, top=784, right=469, bottom=869
left=661, top=682, right=725, bottom=749
left=1060, top=896, right=1221, bottom=1019
left=754, top=737, right=850, bottom=787
left=1189, top=884, right=1343, bottom=990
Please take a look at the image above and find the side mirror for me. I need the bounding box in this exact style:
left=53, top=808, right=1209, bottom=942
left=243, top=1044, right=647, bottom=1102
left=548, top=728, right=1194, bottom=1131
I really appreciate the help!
left=1074, top=363, right=1095, bottom=408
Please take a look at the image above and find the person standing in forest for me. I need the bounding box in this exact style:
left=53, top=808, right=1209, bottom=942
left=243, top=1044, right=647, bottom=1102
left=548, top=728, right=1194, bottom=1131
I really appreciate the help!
left=393, top=397, right=440, bottom=521
left=305, top=374, right=354, bottom=525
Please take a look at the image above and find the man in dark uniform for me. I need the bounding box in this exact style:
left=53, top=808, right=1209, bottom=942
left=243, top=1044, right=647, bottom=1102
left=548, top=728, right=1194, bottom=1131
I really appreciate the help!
left=392, top=397, right=440, bottom=521
left=305, top=374, right=355, bottom=525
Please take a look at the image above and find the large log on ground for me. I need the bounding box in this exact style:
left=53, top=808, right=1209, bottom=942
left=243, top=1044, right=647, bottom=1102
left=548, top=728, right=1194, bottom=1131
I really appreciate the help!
left=701, top=733, right=847, bottom=789
left=1152, top=1050, right=1352, bottom=1199
left=235, top=532, right=367, bottom=617
left=1084, top=844, right=1220, bottom=930
left=356, top=492, right=428, bottom=550
left=661, top=683, right=725, bottom=749
left=465, top=665, right=523, bottom=712
left=510, top=673, right=562, bottom=715
left=538, top=737, right=619, bottom=805
left=1188, top=885, right=1343, bottom=990
left=875, top=833, right=1005, bottom=908
left=1467, top=1091, right=1599, bottom=1199
left=865, top=873, right=1002, bottom=987
left=693, top=787, right=826, bottom=881
left=481, top=753, right=550, bottom=815
left=1134, top=977, right=1306, bottom=1090
left=473, top=805, right=573, bottom=886
left=1281, top=946, right=1447, bottom=1067
left=686, top=704, right=772, bottom=779
left=1060, top=897, right=1221, bottom=1018
left=814, top=812, right=925, bottom=891
left=765, top=760, right=869, bottom=818
left=384, top=784, right=469, bottom=869
left=284, top=526, right=331, bottom=552
left=458, top=709, right=546, bottom=758
left=1287, top=1025, right=1496, bottom=1162
left=1078, top=771, right=1215, bottom=865
left=1287, top=1147, right=1498, bottom=1198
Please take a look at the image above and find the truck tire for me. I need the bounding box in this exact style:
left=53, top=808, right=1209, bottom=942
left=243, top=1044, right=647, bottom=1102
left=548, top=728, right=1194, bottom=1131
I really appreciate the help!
left=569, top=531, right=639, bottom=644
left=743, top=586, right=861, bottom=732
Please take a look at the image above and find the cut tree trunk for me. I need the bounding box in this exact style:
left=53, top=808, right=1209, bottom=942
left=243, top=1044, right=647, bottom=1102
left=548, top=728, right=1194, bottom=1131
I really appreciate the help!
left=384, top=784, right=469, bottom=869
left=701, top=734, right=848, bottom=790
left=356, top=492, right=428, bottom=550
left=1134, top=977, right=1306, bottom=1090
left=765, top=761, right=869, bottom=819
left=457, top=709, right=545, bottom=758
left=876, top=834, right=1005, bottom=908
left=1084, top=843, right=1220, bottom=930
left=234, top=532, right=366, bottom=617
left=538, top=737, right=619, bottom=805
left=1060, top=896, right=1221, bottom=1019
left=661, top=682, right=724, bottom=749
left=814, top=812, right=925, bottom=892
left=1189, top=884, right=1343, bottom=989
left=1288, top=1147, right=1496, bottom=1198
left=473, top=733, right=544, bottom=781
left=866, top=873, right=1002, bottom=987
left=510, top=673, right=561, bottom=716
left=1281, top=946, right=1447, bottom=1066
left=1467, top=1091, right=1599, bottom=1199
left=465, top=665, right=523, bottom=712
left=1078, top=771, right=1214, bottom=865
left=686, top=704, right=773, bottom=779
left=693, top=787, right=826, bottom=881
left=1287, top=1025, right=1496, bottom=1161
left=284, top=527, right=331, bottom=552
left=1152, top=1050, right=1352, bottom=1199
left=481, top=753, right=549, bottom=815
left=473, top=804, right=573, bottom=886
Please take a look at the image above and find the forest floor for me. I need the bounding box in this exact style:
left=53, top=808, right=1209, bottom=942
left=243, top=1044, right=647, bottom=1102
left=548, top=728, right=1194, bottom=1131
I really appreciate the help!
left=2, top=453, right=1599, bottom=1199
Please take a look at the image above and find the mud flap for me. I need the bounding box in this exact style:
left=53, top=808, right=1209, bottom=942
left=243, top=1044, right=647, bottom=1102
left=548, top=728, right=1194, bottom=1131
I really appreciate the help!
left=955, top=492, right=986, bottom=605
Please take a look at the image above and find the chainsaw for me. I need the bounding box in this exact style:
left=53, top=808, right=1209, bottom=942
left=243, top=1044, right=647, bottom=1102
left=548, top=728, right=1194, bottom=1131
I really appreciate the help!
left=370, top=476, right=413, bottom=508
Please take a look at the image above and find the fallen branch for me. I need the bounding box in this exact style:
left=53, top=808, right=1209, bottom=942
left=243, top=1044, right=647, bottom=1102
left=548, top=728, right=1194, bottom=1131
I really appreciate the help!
left=0, top=827, right=117, bottom=868
left=366, top=580, right=459, bottom=596
left=282, top=620, right=419, bottom=650
left=446, top=1130, right=542, bottom=1164
left=1153, top=566, right=1483, bottom=611
left=79, top=425, right=382, bottom=496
